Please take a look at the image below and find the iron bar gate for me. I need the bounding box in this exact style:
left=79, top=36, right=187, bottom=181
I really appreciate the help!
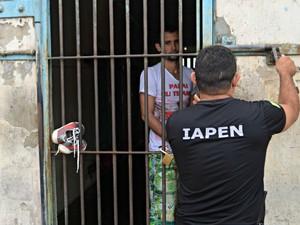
left=48, top=0, right=214, bottom=224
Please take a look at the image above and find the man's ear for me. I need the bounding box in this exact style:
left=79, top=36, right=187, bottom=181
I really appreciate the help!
left=191, top=72, right=197, bottom=85
left=155, top=43, right=161, bottom=52
left=232, top=73, right=240, bottom=88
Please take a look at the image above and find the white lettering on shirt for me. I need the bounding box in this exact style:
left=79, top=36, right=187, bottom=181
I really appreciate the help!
left=205, top=127, right=217, bottom=138
left=218, top=126, right=229, bottom=138
left=183, top=128, right=191, bottom=140
left=182, top=125, right=244, bottom=140
left=191, top=128, right=204, bottom=139
left=230, top=125, right=244, bottom=137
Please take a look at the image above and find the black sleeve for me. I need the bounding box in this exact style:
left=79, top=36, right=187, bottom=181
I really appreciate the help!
left=166, top=114, right=174, bottom=141
left=261, top=101, right=286, bottom=134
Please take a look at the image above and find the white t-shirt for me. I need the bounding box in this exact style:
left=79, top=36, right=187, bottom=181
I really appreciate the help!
left=139, top=62, right=193, bottom=151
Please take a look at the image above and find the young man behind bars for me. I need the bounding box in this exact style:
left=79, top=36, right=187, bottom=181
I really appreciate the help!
left=139, top=25, right=193, bottom=224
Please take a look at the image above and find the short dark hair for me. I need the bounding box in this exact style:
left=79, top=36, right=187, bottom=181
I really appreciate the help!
left=154, top=24, right=178, bottom=44
left=195, top=45, right=237, bottom=94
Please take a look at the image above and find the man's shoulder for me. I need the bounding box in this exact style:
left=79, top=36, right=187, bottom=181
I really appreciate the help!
left=225, top=98, right=266, bottom=112
left=229, top=99, right=285, bottom=122
left=241, top=99, right=282, bottom=109
left=148, top=62, right=161, bottom=72
left=141, top=63, right=161, bottom=75
left=140, top=63, right=161, bottom=82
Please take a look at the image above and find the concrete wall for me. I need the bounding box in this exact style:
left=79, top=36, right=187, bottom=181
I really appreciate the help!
left=0, top=18, right=41, bottom=225
left=215, top=1, right=300, bottom=224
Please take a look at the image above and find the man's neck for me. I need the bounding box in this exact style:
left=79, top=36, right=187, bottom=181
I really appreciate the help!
left=164, top=60, right=179, bottom=79
left=198, top=92, right=233, bottom=101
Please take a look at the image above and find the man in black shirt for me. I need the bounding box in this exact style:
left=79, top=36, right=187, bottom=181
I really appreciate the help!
left=166, top=45, right=299, bottom=225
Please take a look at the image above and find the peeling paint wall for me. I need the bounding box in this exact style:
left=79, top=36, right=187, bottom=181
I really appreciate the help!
left=0, top=18, right=41, bottom=225
left=0, top=18, right=36, bottom=54
left=216, top=1, right=300, bottom=225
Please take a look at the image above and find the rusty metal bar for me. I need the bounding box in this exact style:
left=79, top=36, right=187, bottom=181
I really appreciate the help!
left=74, top=0, right=85, bottom=224
left=63, top=153, right=69, bottom=225
left=58, top=0, right=69, bottom=224
left=125, top=0, right=134, bottom=224
left=160, top=0, right=165, bottom=145
left=58, top=0, right=65, bottom=123
left=92, top=0, right=102, bottom=224
left=159, top=1, right=166, bottom=224
left=48, top=46, right=300, bottom=60
left=178, top=0, right=184, bottom=109
left=177, top=5, right=183, bottom=223
left=109, top=0, right=118, bottom=224
left=49, top=52, right=197, bottom=60
left=79, top=157, right=85, bottom=225
left=143, top=0, right=150, bottom=224
left=196, top=0, right=201, bottom=52
left=51, top=150, right=161, bottom=154
left=52, top=156, right=58, bottom=225
left=224, top=44, right=300, bottom=56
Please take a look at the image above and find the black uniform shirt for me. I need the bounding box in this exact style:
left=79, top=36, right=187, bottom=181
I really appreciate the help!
left=166, top=98, right=285, bottom=225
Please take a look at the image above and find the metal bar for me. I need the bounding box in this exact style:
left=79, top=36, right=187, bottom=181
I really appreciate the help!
left=178, top=0, right=183, bottom=109
left=75, top=0, right=85, bottom=224
left=143, top=0, right=149, bottom=224
left=225, top=44, right=300, bottom=58
left=48, top=52, right=198, bottom=60
left=0, top=50, right=36, bottom=55
left=58, top=0, right=65, bottom=127
left=51, top=150, right=161, bottom=155
left=125, top=0, right=134, bottom=224
left=196, top=0, right=201, bottom=51
left=174, top=3, right=183, bottom=218
left=159, top=1, right=166, bottom=224
left=58, top=0, right=69, bottom=224
left=228, top=45, right=275, bottom=52
left=79, top=157, right=85, bottom=225
left=48, top=43, right=300, bottom=60
left=92, top=0, right=102, bottom=224
left=52, top=156, right=58, bottom=225
left=63, top=155, right=68, bottom=225
left=160, top=0, right=165, bottom=146
left=108, top=0, right=118, bottom=224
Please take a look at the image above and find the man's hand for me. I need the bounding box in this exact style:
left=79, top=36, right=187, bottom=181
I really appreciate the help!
left=276, top=55, right=300, bottom=131
left=192, top=93, right=201, bottom=105
left=276, top=55, right=297, bottom=77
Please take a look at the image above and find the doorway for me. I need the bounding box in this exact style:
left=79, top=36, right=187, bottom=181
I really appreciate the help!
left=49, top=0, right=205, bottom=224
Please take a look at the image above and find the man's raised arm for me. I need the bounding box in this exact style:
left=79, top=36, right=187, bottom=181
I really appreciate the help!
left=276, top=56, right=300, bottom=131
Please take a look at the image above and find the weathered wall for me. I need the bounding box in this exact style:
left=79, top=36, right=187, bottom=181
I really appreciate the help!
left=215, top=1, right=300, bottom=224
left=0, top=18, right=41, bottom=225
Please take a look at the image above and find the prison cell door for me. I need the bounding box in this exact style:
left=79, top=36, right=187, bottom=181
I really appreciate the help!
left=47, top=0, right=214, bottom=225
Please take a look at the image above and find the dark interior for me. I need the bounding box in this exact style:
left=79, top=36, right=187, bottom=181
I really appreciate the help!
left=50, top=0, right=199, bottom=224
